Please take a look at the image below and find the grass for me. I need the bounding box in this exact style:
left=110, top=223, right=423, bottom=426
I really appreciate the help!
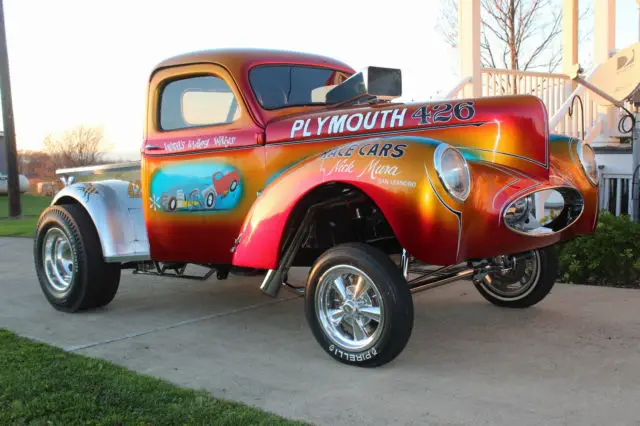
left=0, top=194, right=52, bottom=237
left=0, top=329, right=304, bottom=426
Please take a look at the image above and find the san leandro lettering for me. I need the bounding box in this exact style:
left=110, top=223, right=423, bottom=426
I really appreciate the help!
left=290, top=108, right=408, bottom=139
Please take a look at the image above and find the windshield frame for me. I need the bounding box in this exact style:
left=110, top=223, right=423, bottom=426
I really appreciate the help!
left=247, top=63, right=354, bottom=111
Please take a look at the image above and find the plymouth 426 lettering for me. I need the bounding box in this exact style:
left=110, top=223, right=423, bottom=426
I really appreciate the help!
left=34, top=49, right=599, bottom=367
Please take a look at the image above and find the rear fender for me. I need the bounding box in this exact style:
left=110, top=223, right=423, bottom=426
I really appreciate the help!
left=52, top=180, right=150, bottom=262
left=232, top=136, right=465, bottom=270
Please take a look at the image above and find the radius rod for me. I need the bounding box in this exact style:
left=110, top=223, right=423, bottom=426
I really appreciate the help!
left=408, top=267, right=474, bottom=294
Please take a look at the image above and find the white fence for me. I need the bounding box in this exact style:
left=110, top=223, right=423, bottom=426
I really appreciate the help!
left=600, top=173, right=635, bottom=217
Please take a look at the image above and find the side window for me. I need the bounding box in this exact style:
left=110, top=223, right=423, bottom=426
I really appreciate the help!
left=159, top=75, right=240, bottom=131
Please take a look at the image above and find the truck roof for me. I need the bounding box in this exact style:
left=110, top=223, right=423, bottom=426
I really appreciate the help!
left=152, top=48, right=356, bottom=77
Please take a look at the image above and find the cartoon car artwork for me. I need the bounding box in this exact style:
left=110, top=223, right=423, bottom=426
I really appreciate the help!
left=201, top=170, right=241, bottom=209
left=34, top=49, right=600, bottom=368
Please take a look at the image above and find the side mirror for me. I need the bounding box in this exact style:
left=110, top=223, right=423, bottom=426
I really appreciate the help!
left=326, top=66, right=402, bottom=104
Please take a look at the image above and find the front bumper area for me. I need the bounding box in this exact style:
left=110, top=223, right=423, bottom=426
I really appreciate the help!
left=453, top=160, right=598, bottom=262
left=503, top=187, right=584, bottom=236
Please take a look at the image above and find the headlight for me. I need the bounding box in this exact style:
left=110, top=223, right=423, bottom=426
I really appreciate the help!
left=434, top=144, right=471, bottom=203
left=504, top=195, right=533, bottom=223
left=577, top=140, right=598, bottom=186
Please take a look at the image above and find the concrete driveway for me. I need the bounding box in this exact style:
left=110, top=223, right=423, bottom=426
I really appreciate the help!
left=2, top=236, right=640, bottom=425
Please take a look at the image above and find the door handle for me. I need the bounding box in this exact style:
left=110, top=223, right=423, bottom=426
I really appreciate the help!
left=145, top=144, right=161, bottom=151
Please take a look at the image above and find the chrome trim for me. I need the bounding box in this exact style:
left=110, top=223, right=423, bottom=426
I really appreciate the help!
left=433, top=143, right=471, bottom=203
left=401, top=249, right=409, bottom=280
left=52, top=180, right=150, bottom=263
left=56, top=161, right=141, bottom=186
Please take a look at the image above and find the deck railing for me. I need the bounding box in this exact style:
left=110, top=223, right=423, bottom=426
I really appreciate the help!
left=446, top=67, right=608, bottom=143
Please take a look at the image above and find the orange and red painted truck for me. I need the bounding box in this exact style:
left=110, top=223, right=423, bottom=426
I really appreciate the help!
left=34, top=49, right=599, bottom=367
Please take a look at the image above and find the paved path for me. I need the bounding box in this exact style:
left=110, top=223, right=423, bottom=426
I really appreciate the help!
left=2, top=236, right=640, bottom=425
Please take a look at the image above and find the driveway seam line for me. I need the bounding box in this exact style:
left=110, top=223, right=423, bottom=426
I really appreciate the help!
left=64, top=295, right=298, bottom=352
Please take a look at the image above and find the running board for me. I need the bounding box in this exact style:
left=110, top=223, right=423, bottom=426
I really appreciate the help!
left=131, top=261, right=218, bottom=281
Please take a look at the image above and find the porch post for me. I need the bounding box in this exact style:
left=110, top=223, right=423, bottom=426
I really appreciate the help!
left=459, top=0, right=482, bottom=98
left=562, top=0, right=579, bottom=93
left=594, top=0, right=616, bottom=143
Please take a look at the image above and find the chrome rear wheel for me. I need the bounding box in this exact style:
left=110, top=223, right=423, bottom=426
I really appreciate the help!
left=42, top=227, right=75, bottom=294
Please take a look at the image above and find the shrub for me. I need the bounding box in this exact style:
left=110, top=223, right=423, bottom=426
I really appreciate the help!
left=556, top=212, right=640, bottom=288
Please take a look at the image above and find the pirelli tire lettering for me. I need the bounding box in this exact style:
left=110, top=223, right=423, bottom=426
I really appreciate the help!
left=329, top=345, right=378, bottom=362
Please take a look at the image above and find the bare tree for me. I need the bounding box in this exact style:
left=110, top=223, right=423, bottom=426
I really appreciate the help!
left=437, top=0, right=591, bottom=73
left=42, top=125, right=110, bottom=169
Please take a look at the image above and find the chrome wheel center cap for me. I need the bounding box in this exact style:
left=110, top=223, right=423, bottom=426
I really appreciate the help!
left=342, top=300, right=358, bottom=317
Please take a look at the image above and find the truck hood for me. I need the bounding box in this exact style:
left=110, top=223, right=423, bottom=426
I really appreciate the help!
left=265, top=95, right=550, bottom=178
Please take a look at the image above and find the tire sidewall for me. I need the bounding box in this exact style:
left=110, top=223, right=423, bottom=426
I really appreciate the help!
left=34, top=209, right=88, bottom=312
left=305, top=245, right=410, bottom=366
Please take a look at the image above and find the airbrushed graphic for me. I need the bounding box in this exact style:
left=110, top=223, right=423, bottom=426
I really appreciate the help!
left=150, top=163, right=243, bottom=214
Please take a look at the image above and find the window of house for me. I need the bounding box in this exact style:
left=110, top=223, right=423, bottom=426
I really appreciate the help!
left=159, top=75, right=240, bottom=131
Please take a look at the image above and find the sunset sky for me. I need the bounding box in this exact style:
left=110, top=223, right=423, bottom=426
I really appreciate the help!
left=3, top=0, right=639, bottom=158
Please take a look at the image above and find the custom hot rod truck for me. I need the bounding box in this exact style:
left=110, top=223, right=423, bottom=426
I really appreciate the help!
left=33, top=49, right=599, bottom=367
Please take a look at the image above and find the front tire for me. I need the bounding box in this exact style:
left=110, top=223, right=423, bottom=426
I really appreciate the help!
left=473, top=246, right=558, bottom=308
left=305, top=243, right=414, bottom=367
left=34, top=204, right=121, bottom=312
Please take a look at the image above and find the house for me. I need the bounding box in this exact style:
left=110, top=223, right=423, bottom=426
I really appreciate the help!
left=447, top=0, right=640, bottom=218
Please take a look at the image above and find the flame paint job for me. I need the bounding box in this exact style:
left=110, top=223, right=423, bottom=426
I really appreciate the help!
left=140, top=49, right=598, bottom=267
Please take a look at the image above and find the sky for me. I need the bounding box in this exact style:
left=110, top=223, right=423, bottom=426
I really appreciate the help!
left=2, top=0, right=640, bottom=158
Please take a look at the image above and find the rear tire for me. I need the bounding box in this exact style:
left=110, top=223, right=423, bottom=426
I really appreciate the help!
left=34, top=204, right=121, bottom=312
left=305, top=242, right=413, bottom=367
left=473, top=246, right=557, bottom=308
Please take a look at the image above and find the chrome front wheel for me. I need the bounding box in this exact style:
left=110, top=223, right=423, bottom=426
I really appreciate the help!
left=473, top=247, right=558, bottom=308
left=316, top=265, right=385, bottom=352
left=305, top=243, right=413, bottom=367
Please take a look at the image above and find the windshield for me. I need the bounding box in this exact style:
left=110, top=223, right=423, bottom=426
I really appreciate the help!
left=249, top=65, right=352, bottom=109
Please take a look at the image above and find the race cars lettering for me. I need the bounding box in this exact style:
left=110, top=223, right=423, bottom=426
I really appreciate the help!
left=290, top=108, right=407, bottom=138
left=320, top=142, right=407, bottom=160
left=412, top=101, right=476, bottom=125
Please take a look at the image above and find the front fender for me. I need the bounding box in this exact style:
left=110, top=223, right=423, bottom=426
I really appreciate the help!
left=52, top=180, right=150, bottom=262
left=232, top=136, right=465, bottom=270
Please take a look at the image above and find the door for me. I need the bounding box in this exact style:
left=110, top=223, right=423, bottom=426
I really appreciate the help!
left=142, top=63, right=265, bottom=264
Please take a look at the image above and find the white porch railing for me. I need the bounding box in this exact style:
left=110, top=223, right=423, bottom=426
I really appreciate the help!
left=446, top=67, right=607, bottom=143
left=479, top=68, right=571, bottom=119
left=600, top=173, right=635, bottom=217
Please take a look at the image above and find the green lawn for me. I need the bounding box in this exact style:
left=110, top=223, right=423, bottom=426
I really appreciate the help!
left=0, top=329, right=304, bottom=426
left=0, top=194, right=52, bottom=237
